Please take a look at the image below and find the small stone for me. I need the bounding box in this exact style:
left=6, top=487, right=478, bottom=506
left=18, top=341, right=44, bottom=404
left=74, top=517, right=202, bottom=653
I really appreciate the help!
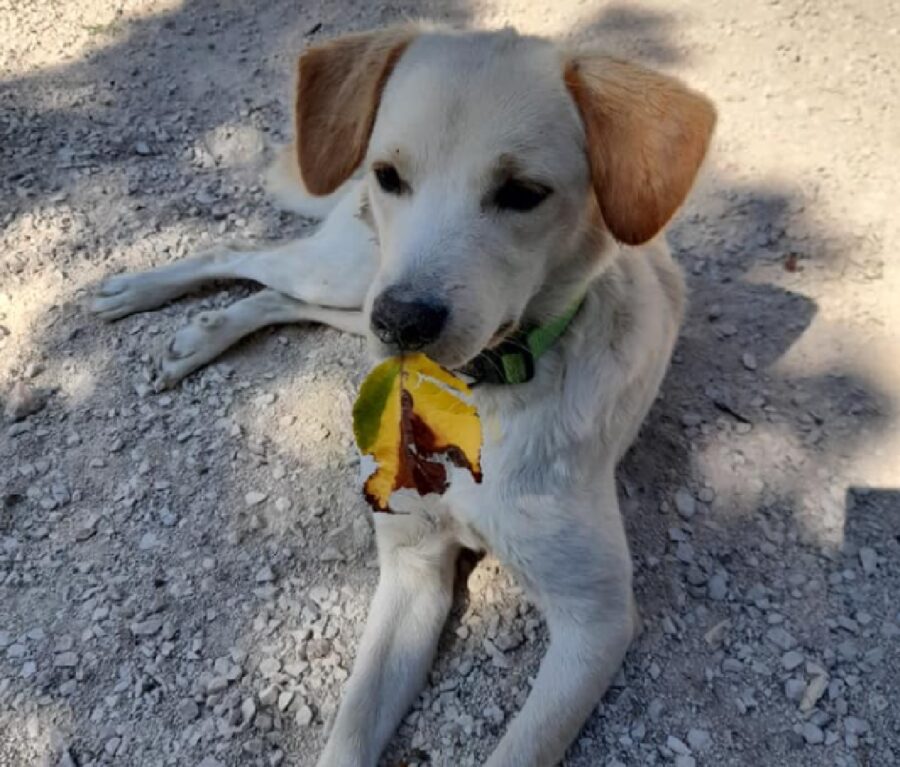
left=666, top=736, right=690, bottom=755
left=675, top=542, right=695, bottom=564
left=21, top=660, right=37, bottom=678
left=4, top=381, right=47, bottom=421
left=241, top=697, right=257, bottom=724
left=785, top=678, right=806, bottom=702
left=766, top=627, right=797, bottom=651
left=707, top=574, right=728, bottom=601
left=741, top=352, right=758, bottom=371
left=675, top=757, right=696, bottom=767
left=255, top=712, right=273, bottom=732
left=245, top=491, right=268, bottom=507
left=800, top=675, right=829, bottom=712
left=104, top=737, right=121, bottom=756
left=75, top=514, right=99, bottom=542
left=277, top=690, right=295, bottom=712
left=130, top=617, right=163, bottom=636
left=255, top=565, right=275, bottom=584
left=138, top=532, right=159, bottom=550
left=258, top=657, right=281, bottom=676
left=134, top=141, right=151, bottom=155
left=686, top=729, right=711, bottom=752
left=295, top=705, right=314, bottom=727
left=198, top=758, right=224, bottom=767
left=844, top=717, right=869, bottom=735
left=319, top=545, right=345, bottom=562
left=53, top=651, right=78, bottom=668
left=858, top=547, right=877, bottom=574
left=802, top=722, right=824, bottom=745
left=178, top=699, right=200, bottom=721
left=782, top=650, right=804, bottom=671
left=674, top=488, right=696, bottom=519
left=206, top=675, right=229, bottom=693
left=6, top=643, right=26, bottom=659
left=259, top=684, right=279, bottom=707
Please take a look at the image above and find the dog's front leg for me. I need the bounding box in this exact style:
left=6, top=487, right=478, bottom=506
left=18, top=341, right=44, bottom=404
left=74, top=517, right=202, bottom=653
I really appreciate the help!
left=484, top=485, right=636, bottom=767
left=318, top=513, right=459, bottom=767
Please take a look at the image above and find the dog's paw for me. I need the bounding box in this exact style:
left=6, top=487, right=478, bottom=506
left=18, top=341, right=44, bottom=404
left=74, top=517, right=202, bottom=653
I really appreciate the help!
left=90, top=273, right=174, bottom=321
left=152, top=311, right=227, bottom=389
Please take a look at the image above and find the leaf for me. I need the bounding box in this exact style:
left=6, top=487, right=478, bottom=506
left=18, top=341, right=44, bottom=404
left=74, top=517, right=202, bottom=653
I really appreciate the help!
left=352, top=353, right=482, bottom=512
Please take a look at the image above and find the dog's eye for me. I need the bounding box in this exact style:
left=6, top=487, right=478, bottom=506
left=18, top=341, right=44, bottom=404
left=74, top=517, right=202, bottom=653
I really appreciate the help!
left=494, top=179, right=551, bottom=212
left=374, top=163, right=405, bottom=195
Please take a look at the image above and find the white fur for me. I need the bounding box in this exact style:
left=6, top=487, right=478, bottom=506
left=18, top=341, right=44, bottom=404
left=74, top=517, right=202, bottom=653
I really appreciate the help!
left=92, top=27, right=694, bottom=767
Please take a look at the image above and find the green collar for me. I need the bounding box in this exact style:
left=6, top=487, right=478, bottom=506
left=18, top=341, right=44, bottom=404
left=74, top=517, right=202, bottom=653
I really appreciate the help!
left=457, top=297, right=584, bottom=386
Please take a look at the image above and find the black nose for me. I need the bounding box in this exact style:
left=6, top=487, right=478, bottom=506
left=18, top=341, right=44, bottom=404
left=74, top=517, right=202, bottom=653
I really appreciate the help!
left=371, top=288, right=449, bottom=350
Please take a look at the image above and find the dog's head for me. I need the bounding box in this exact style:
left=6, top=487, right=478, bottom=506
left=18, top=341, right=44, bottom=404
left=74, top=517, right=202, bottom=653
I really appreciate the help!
left=294, top=26, right=715, bottom=367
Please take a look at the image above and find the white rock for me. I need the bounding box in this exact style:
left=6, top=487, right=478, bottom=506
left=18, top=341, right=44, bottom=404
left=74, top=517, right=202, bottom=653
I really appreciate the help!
left=674, top=488, right=696, bottom=519
left=295, top=705, right=314, bottom=727
left=687, top=728, right=711, bottom=751
left=802, top=722, right=824, bottom=744
left=666, top=735, right=690, bottom=755
left=258, top=683, right=279, bottom=707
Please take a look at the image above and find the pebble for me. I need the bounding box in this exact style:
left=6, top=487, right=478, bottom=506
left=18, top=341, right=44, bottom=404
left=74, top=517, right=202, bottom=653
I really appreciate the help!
left=278, top=690, right=295, bottom=712
left=675, top=757, right=696, bottom=767
left=245, top=491, right=268, bottom=507
left=255, top=565, right=275, bottom=583
left=766, top=627, right=797, bottom=651
left=802, top=722, right=824, bottom=745
left=130, top=617, right=163, bottom=636
left=859, top=547, right=877, bottom=574
left=675, top=542, right=695, bottom=564
left=707, top=573, right=728, bottom=601
left=674, top=488, right=696, bottom=519
left=844, top=717, right=869, bottom=735
left=259, top=657, right=281, bottom=676
left=259, top=683, right=279, bottom=707
left=295, top=705, right=314, bottom=727
left=785, top=678, right=806, bottom=702
left=4, top=381, right=47, bottom=421
left=53, top=651, right=78, bottom=668
left=800, top=675, right=829, bottom=712
left=782, top=650, right=804, bottom=671
left=687, top=729, right=711, bottom=751
left=666, top=735, right=690, bottom=755
left=741, top=352, right=758, bottom=371
left=177, top=699, right=200, bottom=721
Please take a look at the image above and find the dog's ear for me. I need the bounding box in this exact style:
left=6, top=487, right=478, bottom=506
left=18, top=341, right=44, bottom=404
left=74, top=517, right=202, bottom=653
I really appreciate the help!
left=295, top=26, right=418, bottom=196
left=564, top=55, right=716, bottom=246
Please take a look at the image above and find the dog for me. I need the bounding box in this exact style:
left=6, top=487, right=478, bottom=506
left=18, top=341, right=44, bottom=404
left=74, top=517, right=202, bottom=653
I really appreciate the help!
left=92, top=24, right=715, bottom=766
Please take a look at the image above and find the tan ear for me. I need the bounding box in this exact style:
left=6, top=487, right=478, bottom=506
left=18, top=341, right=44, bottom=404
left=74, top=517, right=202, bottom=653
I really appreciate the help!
left=295, top=26, right=418, bottom=196
left=564, top=55, right=716, bottom=245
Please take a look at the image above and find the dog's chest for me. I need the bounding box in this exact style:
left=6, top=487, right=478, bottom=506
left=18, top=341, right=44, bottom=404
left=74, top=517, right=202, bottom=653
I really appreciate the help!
left=440, top=401, right=564, bottom=551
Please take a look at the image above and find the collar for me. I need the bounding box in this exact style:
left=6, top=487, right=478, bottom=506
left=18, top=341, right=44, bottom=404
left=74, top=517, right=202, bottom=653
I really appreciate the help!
left=456, top=297, right=584, bottom=386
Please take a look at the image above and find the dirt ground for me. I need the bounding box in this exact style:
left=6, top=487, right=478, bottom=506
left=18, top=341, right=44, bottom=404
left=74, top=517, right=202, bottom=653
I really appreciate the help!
left=1, top=1, right=898, bottom=766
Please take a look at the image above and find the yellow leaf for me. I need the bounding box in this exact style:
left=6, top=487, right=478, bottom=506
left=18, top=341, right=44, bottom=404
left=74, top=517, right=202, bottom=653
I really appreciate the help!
left=352, top=353, right=482, bottom=512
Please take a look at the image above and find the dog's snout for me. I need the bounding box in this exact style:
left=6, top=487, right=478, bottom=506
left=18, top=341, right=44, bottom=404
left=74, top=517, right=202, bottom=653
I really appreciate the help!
left=371, top=288, right=449, bottom=350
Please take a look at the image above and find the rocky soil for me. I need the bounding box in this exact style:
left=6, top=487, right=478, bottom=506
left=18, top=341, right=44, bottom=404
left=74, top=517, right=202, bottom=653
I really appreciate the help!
left=1, top=1, right=898, bottom=766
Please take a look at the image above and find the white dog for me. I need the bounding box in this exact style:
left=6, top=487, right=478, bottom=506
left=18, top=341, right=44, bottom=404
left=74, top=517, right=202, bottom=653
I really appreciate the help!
left=92, top=24, right=715, bottom=766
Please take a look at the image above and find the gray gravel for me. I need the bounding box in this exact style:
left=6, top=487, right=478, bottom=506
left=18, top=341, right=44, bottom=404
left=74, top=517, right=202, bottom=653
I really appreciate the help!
left=1, top=0, right=899, bottom=766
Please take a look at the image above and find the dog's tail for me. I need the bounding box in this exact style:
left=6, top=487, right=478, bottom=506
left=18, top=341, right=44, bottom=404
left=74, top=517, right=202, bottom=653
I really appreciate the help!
left=264, top=143, right=353, bottom=219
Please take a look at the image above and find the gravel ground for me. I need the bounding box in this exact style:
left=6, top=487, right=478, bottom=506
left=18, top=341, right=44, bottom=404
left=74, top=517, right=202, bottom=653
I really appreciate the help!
left=1, top=1, right=898, bottom=766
